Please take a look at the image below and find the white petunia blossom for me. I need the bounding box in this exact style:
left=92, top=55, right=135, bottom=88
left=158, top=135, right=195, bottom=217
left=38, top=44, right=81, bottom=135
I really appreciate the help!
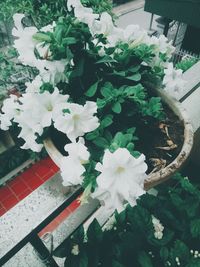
left=89, top=12, right=114, bottom=36
left=53, top=101, right=99, bottom=141
left=60, top=138, right=90, bottom=186
left=163, top=63, right=186, bottom=99
left=12, top=14, right=68, bottom=84
left=64, top=137, right=90, bottom=164
left=0, top=95, right=20, bottom=130
left=92, top=148, right=148, bottom=212
left=12, top=13, right=38, bottom=67
left=149, top=35, right=175, bottom=57
left=25, top=76, right=43, bottom=93
left=123, top=24, right=148, bottom=47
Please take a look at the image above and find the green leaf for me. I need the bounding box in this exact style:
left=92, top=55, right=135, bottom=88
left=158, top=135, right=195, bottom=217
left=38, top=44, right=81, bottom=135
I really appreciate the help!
left=128, top=65, right=141, bottom=73
left=33, top=32, right=51, bottom=42
left=138, top=251, right=154, bottom=267
left=87, top=219, right=103, bottom=243
left=112, top=102, right=121, bottom=113
left=97, top=98, right=107, bottom=109
left=126, top=73, right=141, bottom=82
left=190, top=219, right=200, bottom=238
left=160, top=247, right=169, bottom=262
left=85, top=81, right=99, bottom=97
left=62, top=37, right=77, bottom=45
left=101, top=83, right=113, bottom=98
left=93, top=137, right=109, bottom=148
left=85, top=130, right=99, bottom=141
left=101, top=115, right=113, bottom=128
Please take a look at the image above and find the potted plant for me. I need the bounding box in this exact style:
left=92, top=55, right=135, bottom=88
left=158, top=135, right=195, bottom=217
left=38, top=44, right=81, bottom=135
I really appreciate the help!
left=53, top=173, right=200, bottom=267
left=0, top=0, right=193, bottom=212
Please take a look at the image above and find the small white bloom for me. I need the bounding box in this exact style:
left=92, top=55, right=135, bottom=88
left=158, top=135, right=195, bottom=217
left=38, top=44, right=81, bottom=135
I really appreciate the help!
left=61, top=157, right=85, bottom=186
left=152, top=215, right=164, bottom=239
left=92, top=148, right=147, bottom=212
left=163, top=63, right=186, bottom=99
left=53, top=101, right=99, bottom=141
left=0, top=95, right=20, bottom=130
left=60, top=138, right=90, bottom=186
left=71, top=244, right=79, bottom=256
left=64, top=137, right=90, bottom=164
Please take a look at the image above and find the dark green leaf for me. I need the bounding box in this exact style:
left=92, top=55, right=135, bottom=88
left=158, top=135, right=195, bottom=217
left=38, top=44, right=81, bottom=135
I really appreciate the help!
left=87, top=219, right=103, bottom=243
left=126, top=73, right=141, bottom=82
left=190, top=219, right=200, bottom=238
left=85, top=81, right=99, bottom=97
left=112, top=102, right=121, bottom=113
left=93, top=137, right=109, bottom=148
left=138, top=251, right=154, bottom=267
left=101, top=115, right=113, bottom=128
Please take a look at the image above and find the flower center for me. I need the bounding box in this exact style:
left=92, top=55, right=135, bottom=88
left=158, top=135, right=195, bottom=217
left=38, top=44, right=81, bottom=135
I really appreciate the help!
left=116, top=166, right=125, bottom=174
left=73, top=114, right=80, bottom=121
left=46, top=102, right=53, bottom=111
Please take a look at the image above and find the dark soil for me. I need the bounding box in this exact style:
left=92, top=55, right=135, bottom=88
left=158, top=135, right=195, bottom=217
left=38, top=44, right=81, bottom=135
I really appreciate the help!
left=135, top=104, right=184, bottom=173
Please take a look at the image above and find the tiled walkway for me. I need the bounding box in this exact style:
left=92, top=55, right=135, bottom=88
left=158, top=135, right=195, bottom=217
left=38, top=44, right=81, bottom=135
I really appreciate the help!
left=0, top=157, right=59, bottom=217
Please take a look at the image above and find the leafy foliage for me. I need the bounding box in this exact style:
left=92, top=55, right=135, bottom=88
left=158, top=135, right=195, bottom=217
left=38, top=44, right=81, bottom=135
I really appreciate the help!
left=176, top=57, right=198, bottom=73
left=53, top=174, right=200, bottom=267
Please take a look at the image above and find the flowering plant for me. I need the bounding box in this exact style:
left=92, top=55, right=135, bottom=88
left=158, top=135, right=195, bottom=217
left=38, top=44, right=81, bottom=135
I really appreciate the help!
left=0, top=0, right=186, bottom=212
left=54, top=174, right=200, bottom=267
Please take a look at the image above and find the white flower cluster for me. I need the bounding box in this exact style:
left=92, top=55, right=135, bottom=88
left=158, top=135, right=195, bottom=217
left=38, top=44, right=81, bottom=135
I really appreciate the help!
left=12, top=14, right=67, bottom=84
left=0, top=86, right=99, bottom=152
left=151, top=215, right=164, bottom=240
left=163, top=63, right=186, bottom=99
left=92, top=148, right=148, bottom=212
left=67, top=0, right=174, bottom=62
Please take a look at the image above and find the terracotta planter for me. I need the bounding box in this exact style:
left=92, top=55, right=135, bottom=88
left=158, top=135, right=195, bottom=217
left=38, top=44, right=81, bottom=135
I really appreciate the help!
left=44, top=89, right=194, bottom=190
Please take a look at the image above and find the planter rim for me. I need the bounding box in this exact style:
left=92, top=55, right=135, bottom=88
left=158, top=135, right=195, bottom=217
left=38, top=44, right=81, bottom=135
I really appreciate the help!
left=44, top=89, right=194, bottom=190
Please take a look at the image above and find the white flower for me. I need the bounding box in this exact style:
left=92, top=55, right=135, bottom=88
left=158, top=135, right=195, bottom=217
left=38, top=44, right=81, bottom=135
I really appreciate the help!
left=149, top=35, right=175, bottom=57
left=0, top=95, right=20, bottom=130
left=123, top=24, right=148, bottom=46
left=53, top=101, right=99, bottom=141
left=152, top=215, right=164, bottom=240
left=92, top=148, right=148, bottom=212
left=12, top=13, right=38, bottom=67
left=25, top=76, right=43, bottom=93
left=64, top=137, right=90, bottom=164
left=163, top=63, right=186, bottom=99
left=61, top=157, right=86, bottom=186
left=60, top=138, right=90, bottom=186
left=89, top=12, right=114, bottom=36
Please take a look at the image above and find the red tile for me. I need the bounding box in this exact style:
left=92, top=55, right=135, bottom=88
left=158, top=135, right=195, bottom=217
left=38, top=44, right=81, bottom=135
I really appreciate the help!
left=41, top=170, right=55, bottom=182
left=25, top=176, right=43, bottom=190
left=42, top=157, right=54, bottom=168
left=9, top=180, right=28, bottom=196
left=1, top=195, right=18, bottom=210
left=20, top=171, right=38, bottom=184
left=0, top=207, right=6, bottom=217
left=17, top=188, right=32, bottom=201
left=0, top=186, right=13, bottom=201
left=8, top=176, right=22, bottom=187
left=35, top=164, right=52, bottom=178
